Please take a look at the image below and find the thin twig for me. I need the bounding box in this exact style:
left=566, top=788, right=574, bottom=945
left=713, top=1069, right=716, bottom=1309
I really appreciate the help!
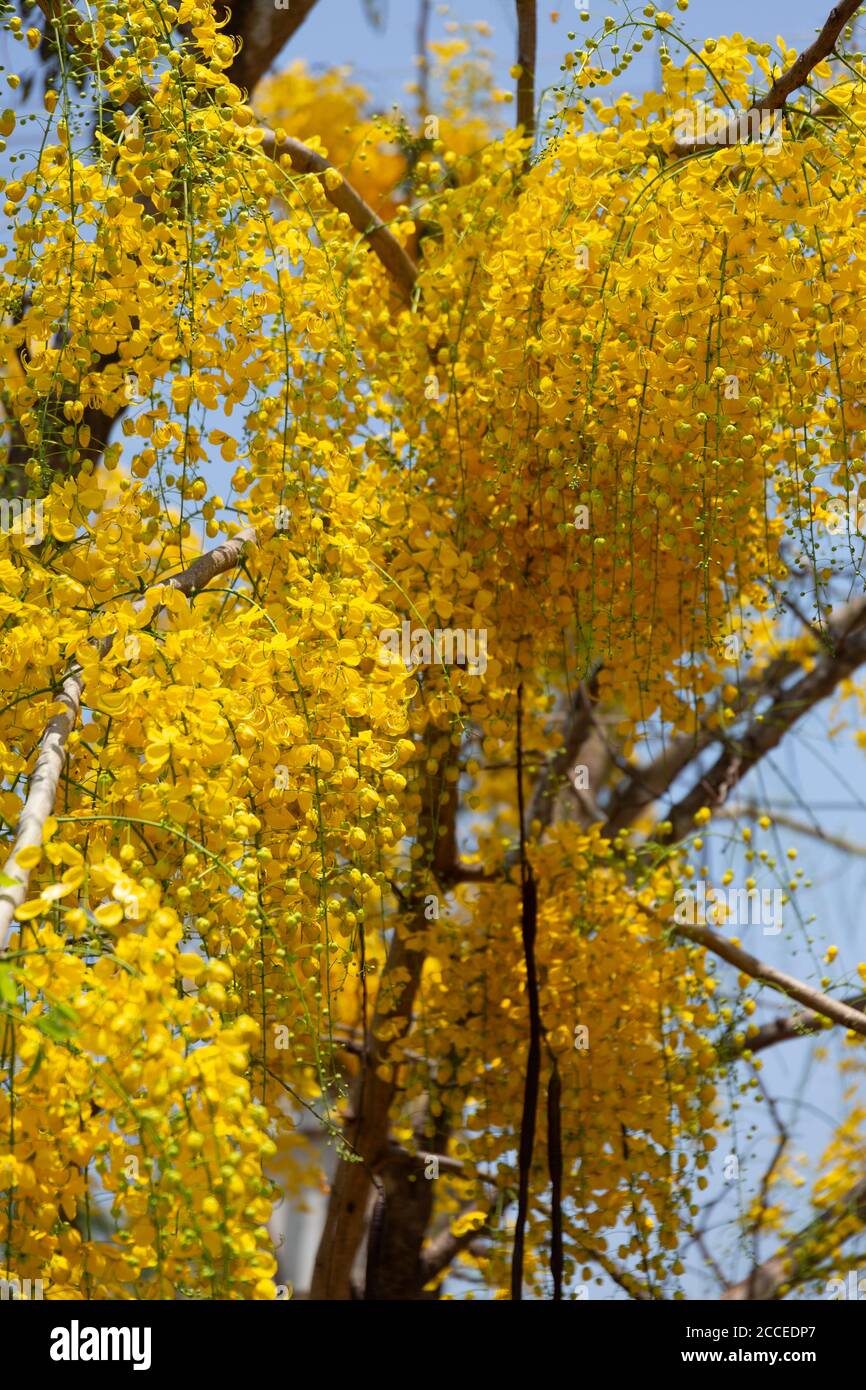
left=416, top=0, right=432, bottom=122
left=747, top=1077, right=790, bottom=1298
left=715, top=804, right=866, bottom=857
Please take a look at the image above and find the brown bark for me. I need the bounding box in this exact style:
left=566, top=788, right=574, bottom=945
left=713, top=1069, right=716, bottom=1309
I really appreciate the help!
left=515, top=1, right=537, bottom=145
left=227, top=0, right=321, bottom=98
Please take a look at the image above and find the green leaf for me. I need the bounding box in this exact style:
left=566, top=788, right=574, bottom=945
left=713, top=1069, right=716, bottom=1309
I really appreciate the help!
left=36, top=1008, right=76, bottom=1043
left=52, top=1001, right=80, bottom=1024
left=0, top=966, right=16, bottom=1005
left=24, top=1045, right=44, bottom=1085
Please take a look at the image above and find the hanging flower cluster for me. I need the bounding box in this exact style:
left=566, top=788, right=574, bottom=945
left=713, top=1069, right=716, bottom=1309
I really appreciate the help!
left=0, top=0, right=864, bottom=1299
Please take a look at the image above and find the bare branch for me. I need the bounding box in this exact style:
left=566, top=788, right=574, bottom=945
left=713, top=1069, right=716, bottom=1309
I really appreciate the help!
left=576, top=1244, right=659, bottom=1300
left=515, top=0, right=537, bottom=148
left=723, top=1173, right=866, bottom=1300
left=745, top=1077, right=790, bottom=1297
left=675, top=921, right=866, bottom=1039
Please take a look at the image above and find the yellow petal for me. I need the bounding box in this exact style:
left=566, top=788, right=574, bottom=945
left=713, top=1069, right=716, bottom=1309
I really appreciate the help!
left=94, top=903, right=124, bottom=928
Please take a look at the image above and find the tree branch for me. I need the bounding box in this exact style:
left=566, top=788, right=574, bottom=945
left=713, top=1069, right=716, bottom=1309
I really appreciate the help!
left=310, top=774, right=458, bottom=1299
left=605, top=591, right=866, bottom=837
left=660, top=598, right=866, bottom=844
left=576, top=1244, right=659, bottom=1300
left=515, top=0, right=537, bottom=148
left=418, top=1197, right=504, bottom=1285
left=722, top=994, right=866, bottom=1059
left=226, top=0, right=322, bottom=97
left=35, top=0, right=417, bottom=302
left=259, top=132, right=417, bottom=302
left=722, top=1172, right=866, bottom=1300
left=675, top=921, right=866, bottom=1039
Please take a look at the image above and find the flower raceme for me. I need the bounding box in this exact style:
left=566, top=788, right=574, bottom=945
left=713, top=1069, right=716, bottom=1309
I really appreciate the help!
left=0, top=3, right=863, bottom=1299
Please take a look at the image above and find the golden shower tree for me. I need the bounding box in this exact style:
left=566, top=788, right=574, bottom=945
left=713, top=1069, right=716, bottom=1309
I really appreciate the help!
left=1, top=0, right=866, bottom=1300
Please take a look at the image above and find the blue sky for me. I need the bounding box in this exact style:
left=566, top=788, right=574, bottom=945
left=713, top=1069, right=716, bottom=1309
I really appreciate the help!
left=291, top=0, right=845, bottom=109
